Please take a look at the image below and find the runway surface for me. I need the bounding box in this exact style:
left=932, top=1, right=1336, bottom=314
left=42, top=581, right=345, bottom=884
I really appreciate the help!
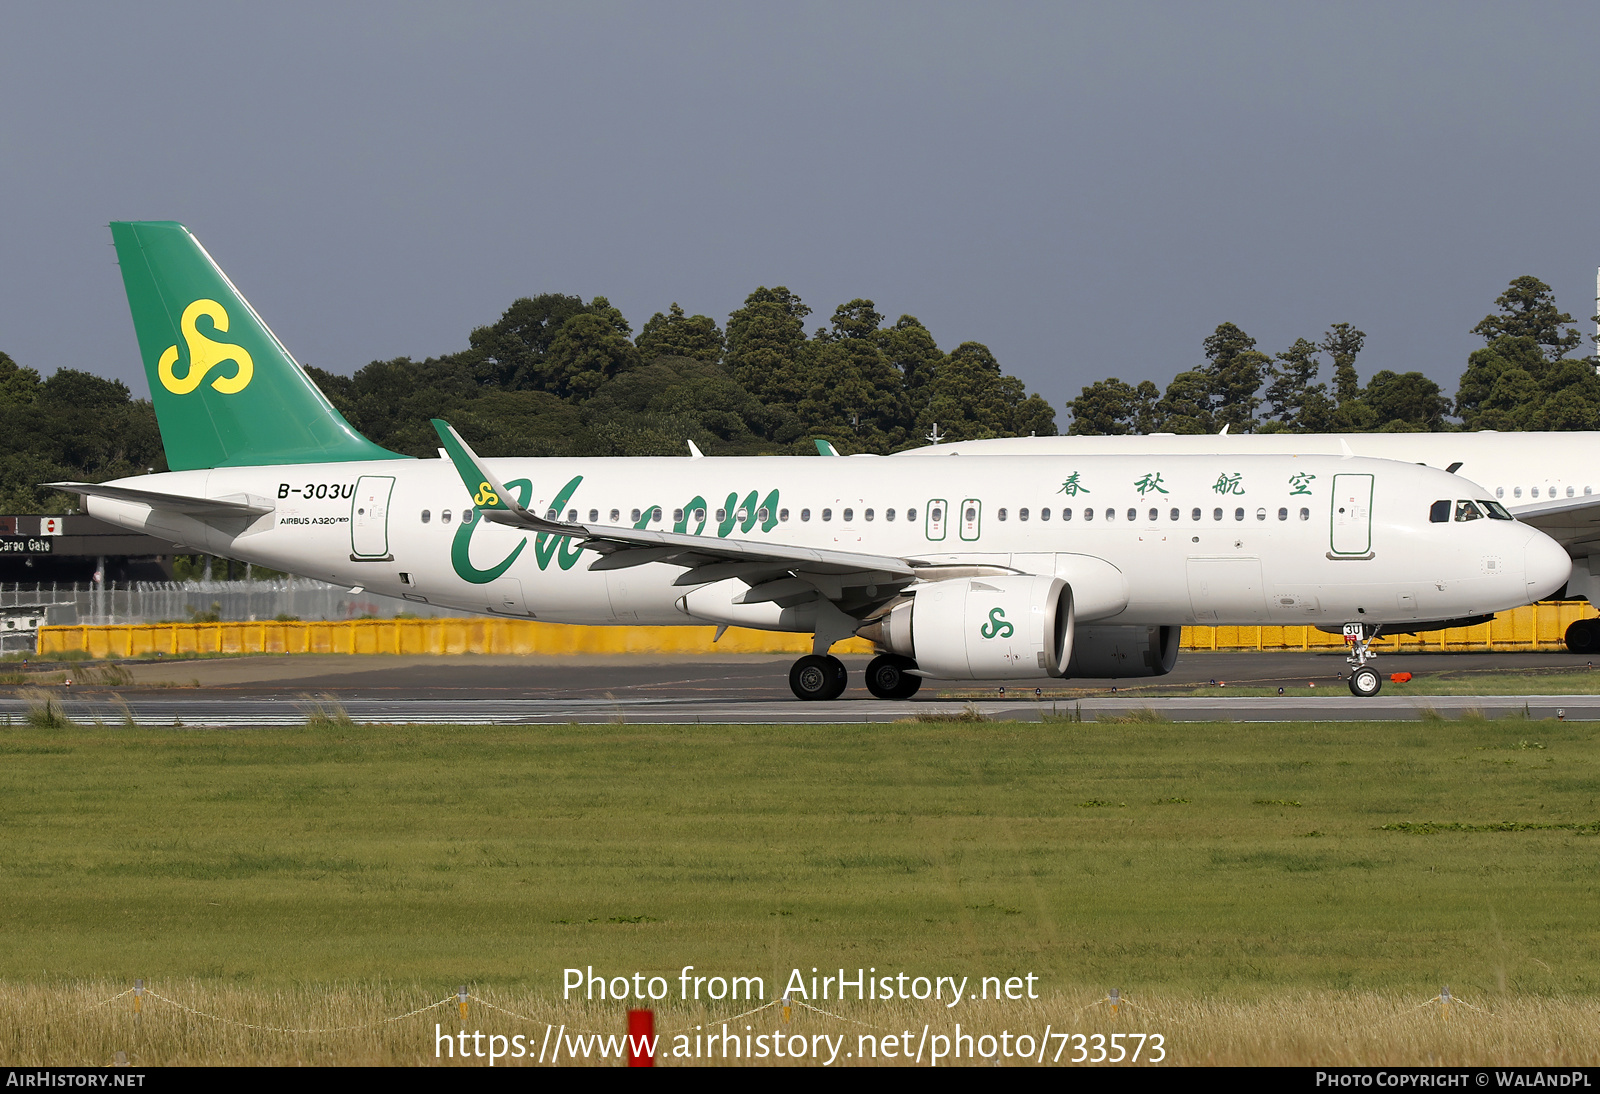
left=3, top=648, right=1598, bottom=723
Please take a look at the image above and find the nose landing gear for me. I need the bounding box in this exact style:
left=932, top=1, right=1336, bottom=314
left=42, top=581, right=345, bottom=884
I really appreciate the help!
left=789, top=654, right=848, bottom=701
left=1342, top=622, right=1383, bottom=697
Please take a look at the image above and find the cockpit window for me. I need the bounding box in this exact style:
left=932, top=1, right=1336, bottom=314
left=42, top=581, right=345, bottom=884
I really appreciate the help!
left=1429, top=500, right=1450, bottom=524
left=1454, top=500, right=1484, bottom=522
left=1480, top=499, right=1513, bottom=520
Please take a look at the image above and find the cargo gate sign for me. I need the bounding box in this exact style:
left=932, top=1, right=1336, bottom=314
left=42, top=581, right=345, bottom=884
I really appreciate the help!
left=0, top=536, right=52, bottom=555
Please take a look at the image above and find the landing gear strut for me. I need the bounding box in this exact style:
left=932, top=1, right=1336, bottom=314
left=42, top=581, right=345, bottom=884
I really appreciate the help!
left=1343, top=622, right=1383, bottom=697
left=789, top=654, right=848, bottom=701
left=865, top=654, right=922, bottom=699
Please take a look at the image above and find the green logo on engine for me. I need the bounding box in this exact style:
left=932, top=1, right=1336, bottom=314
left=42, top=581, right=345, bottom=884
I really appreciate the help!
left=980, top=607, right=1014, bottom=639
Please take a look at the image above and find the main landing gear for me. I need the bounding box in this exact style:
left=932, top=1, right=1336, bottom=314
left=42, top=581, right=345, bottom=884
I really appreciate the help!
left=786, top=653, right=924, bottom=700
left=1343, top=622, right=1383, bottom=698
left=1565, top=618, right=1600, bottom=654
left=864, top=654, right=922, bottom=700
left=789, top=654, right=848, bottom=701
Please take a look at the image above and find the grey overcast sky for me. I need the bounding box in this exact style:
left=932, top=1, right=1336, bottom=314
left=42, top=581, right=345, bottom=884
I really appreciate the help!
left=2, top=2, right=1597, bottom=421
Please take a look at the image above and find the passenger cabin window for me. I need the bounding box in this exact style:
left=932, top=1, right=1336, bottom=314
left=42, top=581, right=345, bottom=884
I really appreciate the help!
left=1299, top=507, right=1310, bottom=521
left=1169, top=508, right=1179, bottom=521
left=1514, top=487, right=1522, bottom=498
left=1040, top=508, right=1050, bottom=521
left=758, top=507, right=770, bottom=523
left=822, top=509, right=833, bottom=521
left=906, top=508, right=917, bottom=521
left=609, top=509, right=620, bottom=523
left=1081, top=508, right=1091, bottom=521
left=997, top=508, right=1008, bottom=521
left=442, top=510, right=453, bottom=525
left=650, top=507, right=662, bottom=522
left=1495, top=488, right=1504, bottom=499
left=1277, top=507, right=1288, bottom=521
left=1234, top=507, right=1245, bottom=521
left=1213, top=508, right=1223, bottom=521
left=1429, top=500, right=1450, bottom=523
left=1105, top=508, right=1116, bottom=522
left=801, top=509, right=811, bottom=522
left=1148, top=508, right=1158, bottom=521
left=842, top=508, right=853, bottom=522
left=778, top=508, right=789, bottom=522
left=864, top=508, right=874, bottom=521
left=631, top=509, right=641, bottom=523
left=421, top=510, right=431, bottom=524
left=1256, top=508, right=1267, bottom=521
left=1062, top=508, right=1072, bottom=521
left=1127, top=508, right=1136, bottom=521
left=589, top=509, right=599, bottom=522
left=568, top=509, right=578, bottom=522
left=1455, top=500, right=1484, bottom=522
left=1019, top=508, right=1029, bottom=521
left=674, top=508, right=684, bottom=524
left=1192, top=508, right=1201, bottom=521
left=886, top=508, right=896, bottom=521
left=694, top=508, right=706, bottom=523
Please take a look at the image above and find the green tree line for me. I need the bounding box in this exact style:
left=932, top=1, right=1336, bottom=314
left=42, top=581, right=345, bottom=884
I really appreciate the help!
left=1066, top=276, right=1600, bottom=435
left=0, top=288, right=1056, bottom=511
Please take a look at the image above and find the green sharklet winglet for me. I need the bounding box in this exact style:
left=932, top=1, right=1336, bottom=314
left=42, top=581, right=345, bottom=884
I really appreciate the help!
left=814, top=438, right=840, bottom=456
left=431, top=419, right=517, bottom=514
left=110, top=221, right=407, bottom=470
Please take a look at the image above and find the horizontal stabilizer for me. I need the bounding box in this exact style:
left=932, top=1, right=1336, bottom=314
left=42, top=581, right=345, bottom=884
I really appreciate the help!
left=44, top=481, right=274, bottom=516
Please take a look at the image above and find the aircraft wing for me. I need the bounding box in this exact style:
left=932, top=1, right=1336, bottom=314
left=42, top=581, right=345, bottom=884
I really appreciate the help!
left=431, top=420, right=920, bottom=612
left=43, top=481, right=275, bottom=517
left=1510, top=494, right=1600, bottom=557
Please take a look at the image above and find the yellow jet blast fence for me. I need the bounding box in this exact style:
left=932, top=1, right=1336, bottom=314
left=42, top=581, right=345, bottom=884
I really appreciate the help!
left=34, top=601, right=1596, bottom=659
left=37, top=617, right=876, bottom=659
left=1178, top=600, right=1596, bottom=653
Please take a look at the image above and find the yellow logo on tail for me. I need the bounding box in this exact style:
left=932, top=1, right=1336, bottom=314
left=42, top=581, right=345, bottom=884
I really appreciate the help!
left=473, top=482, right=500, bottom=507
left=157, top=299, right=254, bottom=395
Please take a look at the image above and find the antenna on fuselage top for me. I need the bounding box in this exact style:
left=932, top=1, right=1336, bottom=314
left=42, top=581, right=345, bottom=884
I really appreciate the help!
left=925, top=423, right=943, bottom=445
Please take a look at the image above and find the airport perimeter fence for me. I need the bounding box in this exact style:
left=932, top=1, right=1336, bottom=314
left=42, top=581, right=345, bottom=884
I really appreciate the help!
left=31, top=600, right=1599, bottom=659
left=0, top=578, right=455, bottom=628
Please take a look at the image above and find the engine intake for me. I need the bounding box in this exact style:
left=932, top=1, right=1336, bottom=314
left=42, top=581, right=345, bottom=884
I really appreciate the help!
left=857, top=575, right=1074, bottom=680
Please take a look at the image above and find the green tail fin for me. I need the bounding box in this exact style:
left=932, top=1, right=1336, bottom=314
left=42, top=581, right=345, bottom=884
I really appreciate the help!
left=110, top=221, right=406, bottom=470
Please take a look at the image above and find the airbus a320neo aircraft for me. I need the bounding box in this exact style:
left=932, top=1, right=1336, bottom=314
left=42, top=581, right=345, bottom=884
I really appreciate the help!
left=51, top=223, right=1572, bottom=700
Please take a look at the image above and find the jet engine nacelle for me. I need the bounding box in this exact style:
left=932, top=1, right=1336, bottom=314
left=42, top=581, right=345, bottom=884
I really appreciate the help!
left=860, top=575, right=1074, bottom=680
left=1063, top=625, right=1181, bottom=679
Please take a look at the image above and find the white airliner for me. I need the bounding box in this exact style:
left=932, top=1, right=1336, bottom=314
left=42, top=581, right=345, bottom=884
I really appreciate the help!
left=900, top=432, right=1600, bottom=651
left=49, top=223, right=1572, bottom=700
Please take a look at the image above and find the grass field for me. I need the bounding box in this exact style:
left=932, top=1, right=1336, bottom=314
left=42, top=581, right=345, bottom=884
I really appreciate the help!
left=1, top=716, right=1596, bottom=1064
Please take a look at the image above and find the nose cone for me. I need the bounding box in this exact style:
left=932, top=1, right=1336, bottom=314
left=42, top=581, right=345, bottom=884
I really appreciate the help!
left=1523, top=531, right=1572, bottom=601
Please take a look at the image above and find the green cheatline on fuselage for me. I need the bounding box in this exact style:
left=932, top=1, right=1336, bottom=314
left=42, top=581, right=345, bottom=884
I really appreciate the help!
left=109, top=221, right=407, bottom=471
